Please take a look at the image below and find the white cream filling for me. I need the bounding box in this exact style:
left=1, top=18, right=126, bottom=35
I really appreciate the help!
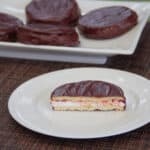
left=52, top=102, right=81, bottom=107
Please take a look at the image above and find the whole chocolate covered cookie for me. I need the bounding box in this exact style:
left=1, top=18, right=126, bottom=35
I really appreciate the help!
left=78, top=6, right=138, bottom=39
left=0, top=13, right=23, bottom=42
left=26, top=0, right=81, bottom=26
left=17, top=24, right=79, bottom=46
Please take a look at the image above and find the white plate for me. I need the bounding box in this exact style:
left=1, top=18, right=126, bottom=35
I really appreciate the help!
left=8, top=68, right=150, bottom=139
left=0, top=0, right=150, bottom=64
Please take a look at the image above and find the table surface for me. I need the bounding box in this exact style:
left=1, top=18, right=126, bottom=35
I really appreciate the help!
left=0, top=22, right=150, bottom=150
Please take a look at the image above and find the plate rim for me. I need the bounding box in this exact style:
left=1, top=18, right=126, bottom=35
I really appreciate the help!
left=8, top=67, right=150, bottom=139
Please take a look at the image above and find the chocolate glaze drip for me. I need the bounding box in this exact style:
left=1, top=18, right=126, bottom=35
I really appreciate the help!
left=51, top=80, right=124, bottom=97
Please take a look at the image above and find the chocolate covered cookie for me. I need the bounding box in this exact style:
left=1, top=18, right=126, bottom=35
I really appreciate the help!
left=0, top=13, right=23, bottom=42
left=26, top=0, right=81, bottom=26
left=51, top=80, right=126, bottom=111
left=17, top=24, right=79, bottom=46
left=78, top=6, right=138, bottom=39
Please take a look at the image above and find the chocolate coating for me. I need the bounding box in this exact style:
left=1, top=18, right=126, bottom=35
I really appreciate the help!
left=17, top=24, right=79, bottom=46
left=78, top=6, right=138, bottom=39
left=51, top=80, right=124, bottom=97
left=0, top=13, right=23, bottom=42
left=26, top=0, right=81, bottom=26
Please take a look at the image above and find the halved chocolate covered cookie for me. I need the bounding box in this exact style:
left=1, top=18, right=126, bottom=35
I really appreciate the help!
left=17, top=24, right=79, bottom=46
left=26, top=0, right=81, bottom=26
left=51, top=80, right=126, bottom=111
left=78, top=6, right=138, bottom=39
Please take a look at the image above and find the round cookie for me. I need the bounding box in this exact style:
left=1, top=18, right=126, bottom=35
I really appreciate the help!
left=26, top=0, right=81, bottom=26
left=17, top=24, right=79, bottom=46
left=0, top=13, right=23, bottom=42
left=78, top=6, right=138, bottom=39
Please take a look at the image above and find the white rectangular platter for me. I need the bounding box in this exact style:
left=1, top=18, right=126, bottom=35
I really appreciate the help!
left=0, top=0, right=150, bottom=64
